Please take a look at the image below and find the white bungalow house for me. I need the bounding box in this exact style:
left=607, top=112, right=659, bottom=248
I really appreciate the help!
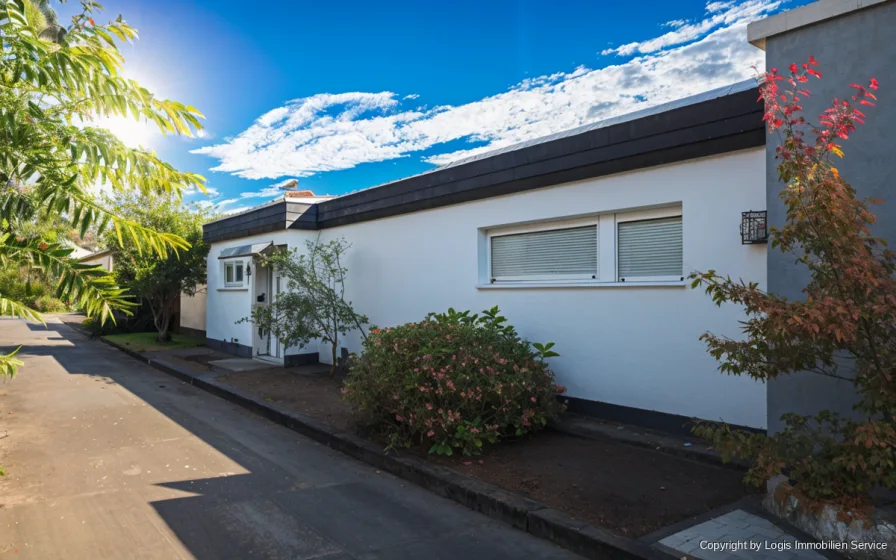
left=202, top=80, right=769, bottom=434
left=200, top=0, right=896, bottom=437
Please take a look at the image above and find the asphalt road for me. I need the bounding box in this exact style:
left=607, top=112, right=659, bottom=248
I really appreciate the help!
left=0, top=318, right=578, bottom=559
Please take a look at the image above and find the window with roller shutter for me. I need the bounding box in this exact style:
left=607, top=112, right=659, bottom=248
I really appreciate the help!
left=490, top=225, right=598, bottom=282
left=616, top=216, right=683, bottom=282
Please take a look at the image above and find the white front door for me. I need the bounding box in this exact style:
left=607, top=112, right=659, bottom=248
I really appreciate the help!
left=269, top=273, right=282, bottom=358
left=252, top=263, right=271, bottom=357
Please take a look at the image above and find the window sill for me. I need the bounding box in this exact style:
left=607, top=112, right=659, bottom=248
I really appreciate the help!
left=476, top=281, right=687, bottom=290
left=217, top=287, right=248, bottom=292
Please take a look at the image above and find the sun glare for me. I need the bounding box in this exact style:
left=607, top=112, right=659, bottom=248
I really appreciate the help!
left=95, top=116, right=155, bottom=149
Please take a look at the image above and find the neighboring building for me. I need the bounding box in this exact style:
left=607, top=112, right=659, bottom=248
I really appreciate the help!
left=748, top=0, right=896, bottom=433
left=76, top=249, right=113, bottom=272
left=202, top=0, right=893, bottom=434
left=64, top=242, right=94, bottom=260
left=179, top=285, right=207, bottom=338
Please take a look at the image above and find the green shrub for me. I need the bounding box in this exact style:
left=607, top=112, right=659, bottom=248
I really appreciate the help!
left=32, top=295, right=68, bottom=313
left=0, top=267, right=52, bottom=308
left=343, top=307, right=566, bottom=456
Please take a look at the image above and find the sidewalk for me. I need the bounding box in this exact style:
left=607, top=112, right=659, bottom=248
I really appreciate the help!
left=647, top=504, right=834, bottom=560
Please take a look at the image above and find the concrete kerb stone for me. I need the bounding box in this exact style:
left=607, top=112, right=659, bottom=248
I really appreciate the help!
left=98, top=336, right=151, bottom=364
left=529, top=509, right=674, bottom=560
left=100, top=337, right=676, bottom=560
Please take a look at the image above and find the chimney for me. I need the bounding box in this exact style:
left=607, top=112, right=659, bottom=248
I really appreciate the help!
left=284, top=190, right=316, bottom=198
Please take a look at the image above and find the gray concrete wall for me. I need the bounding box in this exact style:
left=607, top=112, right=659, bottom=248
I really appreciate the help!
left=764, top=1, right=896, bottom=432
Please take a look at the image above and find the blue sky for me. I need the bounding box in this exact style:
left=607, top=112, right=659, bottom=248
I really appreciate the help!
left=61, top=0, right=808, bottom=214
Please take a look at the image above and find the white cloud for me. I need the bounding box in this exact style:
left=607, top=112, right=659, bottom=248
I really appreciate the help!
left=194, top=197, right=255, bottom=217
left=186, top=186, right=220, bottom=198
left=236, top=178, right=302, bottom=201
left=403, top=93, right=420, bottom=100
left=192, top=0, right=777, bottom=181
left=601, top=0, right=779, bottom=56
left=240, top=186, right=282, bottom=199
left=707, top=1, right=736, bottom=12
left=221, top=205, right=252, bottom=215
left=661, top=19, right=689, bottom=28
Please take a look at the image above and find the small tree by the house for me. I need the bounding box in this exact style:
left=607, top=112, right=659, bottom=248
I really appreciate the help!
left=104, top=192, right=210, bottom=342
left=691, top=58, right=894, bottom=511
left=245, top=236, right=368, bottom=376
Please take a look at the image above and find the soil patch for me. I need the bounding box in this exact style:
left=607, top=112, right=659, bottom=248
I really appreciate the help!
left=216, top=367, right=354, bottom=431
left=213, top=369, right=754, bottom=537
left=432, top=431, right=755, bottom=537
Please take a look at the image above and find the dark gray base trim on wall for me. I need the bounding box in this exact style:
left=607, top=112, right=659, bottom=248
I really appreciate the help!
left=563, top=396, right=766, bottom=437
left=284, top=352, right=319, bottom=366
left=205, top=337, right=253, bottom=358
left=178, top=326, right=206, bottom=339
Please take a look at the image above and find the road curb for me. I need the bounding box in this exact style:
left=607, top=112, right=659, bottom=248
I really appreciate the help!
left=99, top=336, right=674, bottom=560
left=97, top=336, right=151, bottom=364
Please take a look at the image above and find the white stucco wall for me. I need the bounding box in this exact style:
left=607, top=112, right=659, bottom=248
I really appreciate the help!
left=207, top=230, right=301, bottom=351
left=79, top=253, right=113, bottom=272
left=179, top=284, right=207, bottom=333
left=207, top=148, right=768, bottom=428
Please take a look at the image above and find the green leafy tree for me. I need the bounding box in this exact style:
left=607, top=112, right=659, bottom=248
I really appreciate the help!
left=0, top=0, right=206, bottom=375
left=104, top=191, right=210, bottom=343
left=243, top=236, right=368, bottom=376
left=22, top=0, right=66, bottom=42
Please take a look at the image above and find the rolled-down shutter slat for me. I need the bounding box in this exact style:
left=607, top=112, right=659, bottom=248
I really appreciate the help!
left=618, top=217, right=682, bottom=279
left=491, top=225, right=598, bottom=278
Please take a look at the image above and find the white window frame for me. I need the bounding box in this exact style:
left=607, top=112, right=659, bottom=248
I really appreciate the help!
left=486, top=216, right=600, bottom=284
left=615, top=207, right=683, bottom=283
left=222, top=259, right=246, bottom=288
left=480, top=204, right=684, bottom=288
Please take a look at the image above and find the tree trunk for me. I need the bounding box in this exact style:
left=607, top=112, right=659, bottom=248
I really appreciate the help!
left=329, top=336, right=338, bottom=378
left=156, top=311, right=172, bottom=343
left=330, top=309, right=339, bottom=378
left=149, top=293, right=174, bottom=344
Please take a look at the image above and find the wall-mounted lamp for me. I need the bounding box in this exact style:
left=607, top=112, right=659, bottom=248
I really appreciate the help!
left=740, top=210, right=768, bottom=244
left=246, top=264, right=252, bottom=277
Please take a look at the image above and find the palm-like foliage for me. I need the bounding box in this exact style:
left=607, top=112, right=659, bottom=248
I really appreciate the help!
left=22, top=0, right=66, bottom=42
left=0, top=0, right=207, bottom=375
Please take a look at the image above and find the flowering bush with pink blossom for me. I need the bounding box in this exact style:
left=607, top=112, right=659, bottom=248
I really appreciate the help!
left=342, top=306, right=566, bottom=456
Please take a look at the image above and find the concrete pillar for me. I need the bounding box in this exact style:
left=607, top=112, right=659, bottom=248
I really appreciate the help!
left=748, top=0, right=896, bottom=433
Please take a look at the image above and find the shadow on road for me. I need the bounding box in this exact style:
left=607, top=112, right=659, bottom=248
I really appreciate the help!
left=3, top=320, right=574, bottom=560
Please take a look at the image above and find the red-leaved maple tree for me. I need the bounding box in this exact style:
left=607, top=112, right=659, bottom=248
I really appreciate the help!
left=692, top=58, right=895, bottom=510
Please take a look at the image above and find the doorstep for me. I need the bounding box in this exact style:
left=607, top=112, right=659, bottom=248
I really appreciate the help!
left=253, top=354, right=283, bottom=366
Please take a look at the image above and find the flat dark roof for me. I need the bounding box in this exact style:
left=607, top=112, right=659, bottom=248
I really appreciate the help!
left=204, top=82, right=763, bottom=244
